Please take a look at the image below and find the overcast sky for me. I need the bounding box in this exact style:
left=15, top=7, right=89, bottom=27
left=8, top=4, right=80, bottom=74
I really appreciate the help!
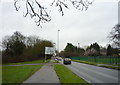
left=0, top=0, right=119, bottom=51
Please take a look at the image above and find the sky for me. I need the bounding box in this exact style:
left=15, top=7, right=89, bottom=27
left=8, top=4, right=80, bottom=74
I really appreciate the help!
left=0, top=0, right=119, bottom=51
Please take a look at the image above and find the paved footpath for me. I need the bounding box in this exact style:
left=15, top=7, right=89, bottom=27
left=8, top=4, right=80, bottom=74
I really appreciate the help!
left=22, top=60, right=60, bottom=83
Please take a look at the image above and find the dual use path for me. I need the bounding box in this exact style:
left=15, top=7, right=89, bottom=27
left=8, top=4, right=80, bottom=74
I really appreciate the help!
left=22, top=59, right=60, bottom=83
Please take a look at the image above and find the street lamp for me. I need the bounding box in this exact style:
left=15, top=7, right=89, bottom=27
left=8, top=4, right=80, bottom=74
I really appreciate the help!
left=57, top=30, right=60, bottom=57
left=53, top=43, right=56, bottom=56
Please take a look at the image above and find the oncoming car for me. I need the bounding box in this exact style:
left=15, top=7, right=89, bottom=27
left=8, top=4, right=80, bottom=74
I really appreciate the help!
left=63, top=58, right=71, bottom=64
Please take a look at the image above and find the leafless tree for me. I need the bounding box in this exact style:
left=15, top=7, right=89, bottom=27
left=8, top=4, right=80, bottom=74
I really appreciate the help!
left=109, top=24, right=120, bottom=48
left=14, top=0, right=93, bottom=27
left=25, top=35, right=41, bottom=48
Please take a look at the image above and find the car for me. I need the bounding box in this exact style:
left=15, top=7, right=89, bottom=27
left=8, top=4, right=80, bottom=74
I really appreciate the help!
left=55, top=57, right=58, bottom=60
left=57, top=57, right=62, bottom=61
left=63, top=58, right=71, bottom=64
left=55, top=57, right=62, bottom=61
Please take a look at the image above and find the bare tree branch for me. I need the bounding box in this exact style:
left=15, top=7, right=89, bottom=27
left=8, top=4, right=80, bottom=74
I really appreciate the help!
left=14, top=0, right=93, bottom=27
left=70, top=0, right=93, bottom=11
left=51, top=0, right=93, bottom=15
left=14, top=0, right=51, bottom=27
left=14, top=0, right=20, bottom=11
left=51, top=0, right=69, bottom=16
left=108, top=24, right=120, bottom=48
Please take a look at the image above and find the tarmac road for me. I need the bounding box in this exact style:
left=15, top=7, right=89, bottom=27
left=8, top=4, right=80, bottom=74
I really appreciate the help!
left=64, top=61, right=119, bottom=84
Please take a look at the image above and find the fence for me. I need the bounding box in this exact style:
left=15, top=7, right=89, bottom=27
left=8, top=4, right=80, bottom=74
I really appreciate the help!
left=71, top=56, right=120, bottom=65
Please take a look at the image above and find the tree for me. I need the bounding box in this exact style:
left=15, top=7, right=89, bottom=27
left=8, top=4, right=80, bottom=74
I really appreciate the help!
left=106, top=44, right=112, bottom=56
left=92, top=42, right=100, bottom=54
left=14, top=0, right=93, bottom=27
left=2, top=31, right=54, bottom=63
left=109, top=24, right=120, bottom=48
left=64, top=43, right=75, bottom=52
left=62, top=43, right=85, bottom=57
left=11, top=31, right=26, bottom=43
left=100, top=46, right=106, bottom=56
left=25, top=35, right=41, bottom=48
left=112, top=48, right=119, bottom=56
left=2, top=36, right=13, bottom=56
left=10, top=31, right=26, bottom=56
left=22, top=40, right=54, bottom=60
left=2, top=36, right=11, bottom=51
left=2, top=31, right=26, bottom=57
left=77, top=47, right=85, bottom=53
left=85, top=42, right=100, bottom=56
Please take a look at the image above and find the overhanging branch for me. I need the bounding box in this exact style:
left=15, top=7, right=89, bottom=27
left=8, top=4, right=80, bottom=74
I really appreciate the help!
left=14, top=0, right=93, bottom=27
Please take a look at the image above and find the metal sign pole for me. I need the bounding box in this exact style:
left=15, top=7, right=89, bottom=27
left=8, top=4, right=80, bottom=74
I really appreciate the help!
left=45, top=54, right=46, bottom=62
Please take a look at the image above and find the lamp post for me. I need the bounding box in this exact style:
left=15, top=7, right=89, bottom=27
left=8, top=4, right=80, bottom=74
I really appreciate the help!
left=78, top=43, right=80, bottom=48
left=53, top=43, right=56, bottom=57
left=57, top=30, right=60, bottom=57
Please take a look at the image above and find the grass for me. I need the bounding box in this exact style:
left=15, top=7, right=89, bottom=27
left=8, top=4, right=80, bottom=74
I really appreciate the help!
left=99, top=65, right=120, bottom=70
left=3, top=59, right=50, bottom=65
left=0, top=66, right=2, bottom=84
left=54, top=60, right=60, bottom=63
left=72, top=60, right=97, bottom=66
left=72, top=59, right=120, bottom=70
left=2, top=65, right=43, bottom=84
left=54, top=64, right=89, bottom=85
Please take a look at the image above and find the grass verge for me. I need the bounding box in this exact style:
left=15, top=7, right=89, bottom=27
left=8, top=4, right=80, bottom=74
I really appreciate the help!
left=3, top=59, right=50, bottom=65
left=54, top=60, right=60, bottom=63
left=72, top=60, right=97, bottom=66
left=72, top=59, right=120, bottom=70
left=54, top=64, right=89, bottom=85
left=2, top=65, right=43, bottom=84
left=99, top=65, right=120, bottom=70
left=0, top=66, right=2, bottom=84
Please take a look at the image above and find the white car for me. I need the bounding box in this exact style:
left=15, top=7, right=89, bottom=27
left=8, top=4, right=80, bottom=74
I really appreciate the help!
left=55, top=57, right=62, bottom=61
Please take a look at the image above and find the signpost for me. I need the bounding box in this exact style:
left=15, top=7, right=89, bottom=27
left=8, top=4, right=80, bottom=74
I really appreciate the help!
left=45, top=47, right=55, bottom=62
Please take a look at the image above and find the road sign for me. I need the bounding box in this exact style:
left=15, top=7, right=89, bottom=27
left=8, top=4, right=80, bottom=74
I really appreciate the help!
left=45, top=47, right=55, bottom=55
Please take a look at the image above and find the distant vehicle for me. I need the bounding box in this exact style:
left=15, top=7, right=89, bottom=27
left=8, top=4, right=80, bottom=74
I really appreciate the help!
left=55, top=57, right=62, bottom=61
left=63, top=58, right=71, bottom=64
left=58, top=57, right=62, bottom=61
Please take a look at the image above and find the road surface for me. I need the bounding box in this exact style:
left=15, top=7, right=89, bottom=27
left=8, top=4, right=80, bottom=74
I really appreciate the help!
left=62, top=61, right=119, bottom=84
